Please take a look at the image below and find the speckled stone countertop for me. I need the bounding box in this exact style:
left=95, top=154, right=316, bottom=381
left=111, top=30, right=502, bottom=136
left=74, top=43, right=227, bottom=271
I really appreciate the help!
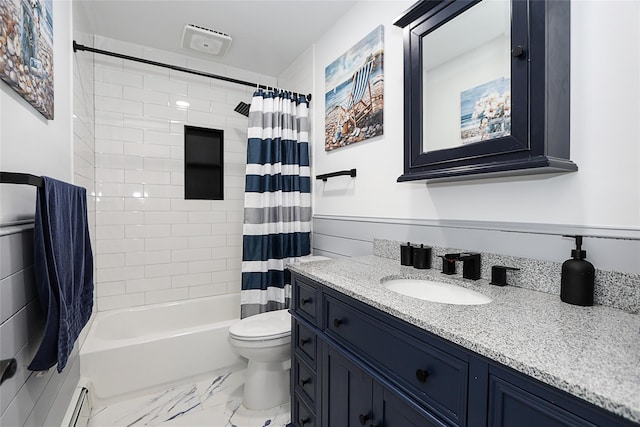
left=288, top=255, right=640, bottom=423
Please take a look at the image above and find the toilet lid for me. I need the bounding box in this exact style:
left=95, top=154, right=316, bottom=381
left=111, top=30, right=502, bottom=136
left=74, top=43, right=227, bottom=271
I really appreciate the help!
left=229, top=309, right=291, bottom=341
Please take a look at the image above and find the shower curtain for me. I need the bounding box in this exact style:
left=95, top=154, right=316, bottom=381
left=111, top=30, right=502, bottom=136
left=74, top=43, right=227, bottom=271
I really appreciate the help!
left=241, top=89, right=311, bottom=318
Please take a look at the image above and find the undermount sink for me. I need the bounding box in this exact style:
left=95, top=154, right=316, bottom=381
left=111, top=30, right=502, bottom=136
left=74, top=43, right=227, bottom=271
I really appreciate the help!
left=382, top=278, right=492, bottom=305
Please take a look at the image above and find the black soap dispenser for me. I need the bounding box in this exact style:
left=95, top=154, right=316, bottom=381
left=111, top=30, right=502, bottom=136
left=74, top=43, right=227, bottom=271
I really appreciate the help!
left=560, top=236, right=595, bottom=306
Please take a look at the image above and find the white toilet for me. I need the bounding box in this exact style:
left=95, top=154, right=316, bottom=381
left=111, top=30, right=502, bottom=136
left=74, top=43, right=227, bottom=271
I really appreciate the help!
left=228, top=309, right=292, bottom=410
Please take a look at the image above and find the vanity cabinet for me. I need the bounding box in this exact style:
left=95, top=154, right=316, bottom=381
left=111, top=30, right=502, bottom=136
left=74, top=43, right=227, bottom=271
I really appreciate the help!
left=291, top=273, right=467, bottom=427
left=290, top=272, right=638, bottom=427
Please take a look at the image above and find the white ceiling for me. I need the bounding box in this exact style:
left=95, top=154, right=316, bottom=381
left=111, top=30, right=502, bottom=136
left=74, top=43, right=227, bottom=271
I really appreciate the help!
left=74, top=0, right=358, bottom=77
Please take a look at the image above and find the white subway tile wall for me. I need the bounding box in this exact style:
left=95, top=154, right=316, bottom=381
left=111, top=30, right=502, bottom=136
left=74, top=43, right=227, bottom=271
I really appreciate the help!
left=93, top=36, right=275, bottom=310
left=73, top=33, right=97, bottom=315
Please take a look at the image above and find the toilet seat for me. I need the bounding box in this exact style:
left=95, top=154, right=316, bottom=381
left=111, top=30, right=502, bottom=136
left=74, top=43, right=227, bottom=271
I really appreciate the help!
left=229, top=310, right=291, bottom=341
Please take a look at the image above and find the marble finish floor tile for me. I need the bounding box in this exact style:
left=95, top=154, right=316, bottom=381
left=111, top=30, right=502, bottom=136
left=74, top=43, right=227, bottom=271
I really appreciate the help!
left=88, top=368, right=290, bottom=427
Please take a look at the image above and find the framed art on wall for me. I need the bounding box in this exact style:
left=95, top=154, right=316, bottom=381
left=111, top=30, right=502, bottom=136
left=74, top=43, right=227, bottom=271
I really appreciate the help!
left=0, top=0, right=54, bottom=119
left=325, top=25, right=384, bottom=151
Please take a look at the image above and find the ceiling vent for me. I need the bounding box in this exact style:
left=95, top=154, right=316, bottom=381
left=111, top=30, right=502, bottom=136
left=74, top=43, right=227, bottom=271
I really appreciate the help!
left=181, top=24, right=232, bottom=57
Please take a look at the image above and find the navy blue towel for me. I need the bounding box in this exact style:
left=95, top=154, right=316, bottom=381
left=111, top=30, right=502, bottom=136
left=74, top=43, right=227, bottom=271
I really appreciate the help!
left=28, top=177, right=94, bottom=373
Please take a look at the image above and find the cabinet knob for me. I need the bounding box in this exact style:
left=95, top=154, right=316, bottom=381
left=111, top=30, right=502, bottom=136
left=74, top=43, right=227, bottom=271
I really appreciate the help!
left=512, top=45, right=526, bottom=58
left=301, top=377, right=312, bottom=386
left=333, top=318, right=344, bottom=328
left=300, top=417, right=311, bottom=425
left=301, top=297, right=312, bottom=306
left=359, top=413, right=371, bottom=425
left=416, top=368, right=429, bottom=383
left=300, top=337, right=311, bottom=346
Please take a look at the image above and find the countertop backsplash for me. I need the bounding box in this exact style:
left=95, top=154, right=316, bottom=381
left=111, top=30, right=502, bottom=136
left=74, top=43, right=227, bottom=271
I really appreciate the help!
left=373, top=238, right=640, bottom=313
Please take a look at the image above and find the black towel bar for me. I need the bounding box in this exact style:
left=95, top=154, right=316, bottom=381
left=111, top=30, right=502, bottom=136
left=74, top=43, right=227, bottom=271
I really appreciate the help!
left=316, top=169, right=357, bottom=181
left=0, top=172, right=44, bottom=187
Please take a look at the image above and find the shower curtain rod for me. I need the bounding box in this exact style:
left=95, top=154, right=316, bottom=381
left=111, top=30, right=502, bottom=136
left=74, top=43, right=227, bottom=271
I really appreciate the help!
left=72, top=41, right=312, bottom=101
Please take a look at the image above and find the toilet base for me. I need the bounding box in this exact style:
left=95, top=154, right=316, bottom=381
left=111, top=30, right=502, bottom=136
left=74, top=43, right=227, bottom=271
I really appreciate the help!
left=242, top=359, right=290, bottom=410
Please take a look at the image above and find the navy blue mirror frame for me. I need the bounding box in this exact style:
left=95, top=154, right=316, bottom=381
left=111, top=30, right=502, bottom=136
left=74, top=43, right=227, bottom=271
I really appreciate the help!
left=394, top=0, right=576, bottom=182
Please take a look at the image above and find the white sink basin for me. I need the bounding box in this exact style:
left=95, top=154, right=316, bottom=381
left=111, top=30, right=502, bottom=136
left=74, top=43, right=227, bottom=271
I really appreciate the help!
left=382, top=278, right=492, bottom=305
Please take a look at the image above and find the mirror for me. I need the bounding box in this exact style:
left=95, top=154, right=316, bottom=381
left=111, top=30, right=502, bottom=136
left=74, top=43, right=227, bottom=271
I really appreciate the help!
left=394, top=0, right=576, bottom=182
left=422, top=0, right=511, bottom=152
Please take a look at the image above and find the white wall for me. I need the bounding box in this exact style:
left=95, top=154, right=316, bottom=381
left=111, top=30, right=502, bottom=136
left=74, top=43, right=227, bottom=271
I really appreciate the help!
left=309, top=0, right=640, bottom=230
left=92, top=36, right=278, bottom=310
left=0, top=3, right=82, bottom=425
left=0, top=1, right=73, bottom=225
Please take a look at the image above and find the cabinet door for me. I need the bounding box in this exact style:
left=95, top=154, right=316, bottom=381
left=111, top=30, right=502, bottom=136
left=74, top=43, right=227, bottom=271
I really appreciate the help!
left=374, top=385, right=447, bottom=427
left=324, top=344, right=446, bottom=427
left=323, top=345, right=374, bottom=427
left=489, top=376, right=597, bottom=427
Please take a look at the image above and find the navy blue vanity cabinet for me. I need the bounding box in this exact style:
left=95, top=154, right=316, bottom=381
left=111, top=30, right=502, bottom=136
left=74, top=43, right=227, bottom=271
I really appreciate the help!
left=289, top=272, right=638, bottom=427
left=291, top=273, right=469, bottom=427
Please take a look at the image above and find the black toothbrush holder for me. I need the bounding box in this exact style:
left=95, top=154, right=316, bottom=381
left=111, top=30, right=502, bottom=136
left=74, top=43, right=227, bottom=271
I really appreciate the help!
left=400, top=242, right=414, bottom=266
left=412, top=244, right=432, bottom=269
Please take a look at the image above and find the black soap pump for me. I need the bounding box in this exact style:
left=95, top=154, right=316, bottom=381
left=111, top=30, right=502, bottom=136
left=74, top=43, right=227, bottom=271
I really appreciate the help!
left=560, top=236, right=595, bottom=306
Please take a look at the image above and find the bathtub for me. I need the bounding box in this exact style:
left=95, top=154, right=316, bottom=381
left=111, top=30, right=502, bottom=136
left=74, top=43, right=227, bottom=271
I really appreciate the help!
left=80, top=293, right=245, bottom=405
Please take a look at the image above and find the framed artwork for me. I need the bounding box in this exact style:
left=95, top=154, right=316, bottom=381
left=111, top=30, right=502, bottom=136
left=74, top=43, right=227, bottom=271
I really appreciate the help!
left=460, top=77, right=510, bottom=144
left=325, top=25, right=384, bottom=151
left=0, top=0, right=54, bottom=119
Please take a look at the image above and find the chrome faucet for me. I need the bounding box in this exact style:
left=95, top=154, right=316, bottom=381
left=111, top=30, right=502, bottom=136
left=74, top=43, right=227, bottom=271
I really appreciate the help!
left=443, top=252, right=481, bottom=280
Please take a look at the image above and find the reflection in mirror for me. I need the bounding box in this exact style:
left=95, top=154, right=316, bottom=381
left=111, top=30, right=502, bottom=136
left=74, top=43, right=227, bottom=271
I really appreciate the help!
left=422, top=0, right=511, bottom=153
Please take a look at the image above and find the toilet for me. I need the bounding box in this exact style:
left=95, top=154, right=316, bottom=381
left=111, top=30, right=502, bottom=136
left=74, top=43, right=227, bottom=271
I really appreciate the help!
left=229, top=256, right=330, bottom=410
left=228, top=309, right=292, bottom=410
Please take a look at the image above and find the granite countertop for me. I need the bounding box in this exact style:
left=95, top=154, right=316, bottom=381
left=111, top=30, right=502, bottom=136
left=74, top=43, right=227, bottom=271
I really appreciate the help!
left=288, top=255, right=640, bottom=423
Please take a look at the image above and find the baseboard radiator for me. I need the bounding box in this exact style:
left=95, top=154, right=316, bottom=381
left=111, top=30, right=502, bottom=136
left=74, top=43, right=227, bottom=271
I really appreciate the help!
left=68, top=387, right=90, bottom=427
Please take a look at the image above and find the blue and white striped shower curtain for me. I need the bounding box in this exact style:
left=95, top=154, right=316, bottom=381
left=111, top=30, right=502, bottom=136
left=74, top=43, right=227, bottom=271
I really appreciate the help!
left=241, top=90, right=311, bottom=318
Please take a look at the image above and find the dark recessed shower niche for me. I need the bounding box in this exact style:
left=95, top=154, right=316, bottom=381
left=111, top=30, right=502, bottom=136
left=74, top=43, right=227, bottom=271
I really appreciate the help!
left=184, top=125, right=224, bottom=200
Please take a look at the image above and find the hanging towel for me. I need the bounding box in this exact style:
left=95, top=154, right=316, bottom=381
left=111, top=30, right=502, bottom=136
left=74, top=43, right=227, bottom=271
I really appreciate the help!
left=28, top=177, right=94, bottom=373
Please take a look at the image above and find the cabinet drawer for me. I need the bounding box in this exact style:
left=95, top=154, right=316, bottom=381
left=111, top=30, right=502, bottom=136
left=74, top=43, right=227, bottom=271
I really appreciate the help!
left=293, top=394, right=316, bottom=427
left=324, top=295, right=468, bottom=426
left=293, top=276, right=319, bottom=325
left=294, top=320, right=317, bottom=366
left=294, top=357, right=317, bottom=404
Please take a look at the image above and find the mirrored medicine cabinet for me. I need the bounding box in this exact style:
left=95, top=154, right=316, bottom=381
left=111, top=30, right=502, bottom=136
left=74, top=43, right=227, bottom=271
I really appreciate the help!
left=394, top=0, right=576, bottom=182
